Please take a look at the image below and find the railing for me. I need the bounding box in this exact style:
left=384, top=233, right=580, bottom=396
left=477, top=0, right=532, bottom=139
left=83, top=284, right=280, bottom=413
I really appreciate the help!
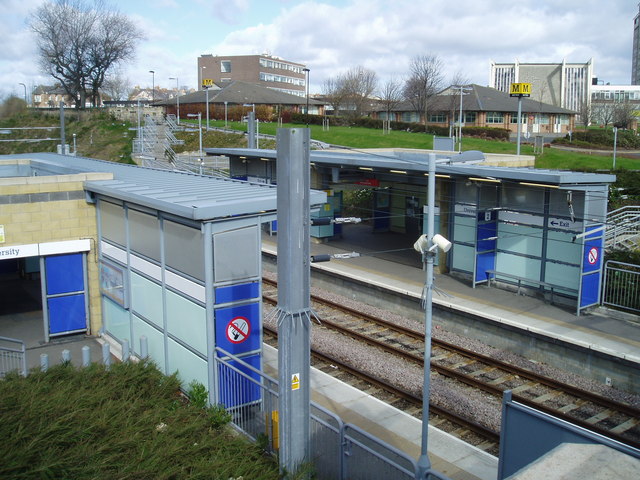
left=605, top=205, right=640, bottom=250
left=0, top=336, right=27, bottom=377
left=214, top=347, right=435, bottom=480
left=601, top=260, right=640, bottom=314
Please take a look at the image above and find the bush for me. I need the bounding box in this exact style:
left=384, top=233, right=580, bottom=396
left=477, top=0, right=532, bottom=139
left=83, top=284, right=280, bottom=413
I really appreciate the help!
left=553, top=129, right=640, bottom=149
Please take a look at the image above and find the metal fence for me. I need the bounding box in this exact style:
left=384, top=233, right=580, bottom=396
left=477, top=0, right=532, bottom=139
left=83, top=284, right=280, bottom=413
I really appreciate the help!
left=215, top=347, right=420, bottom=480
left=601, top=260, right=640, bottom=314
left=0, top=335, right=26, bottom=378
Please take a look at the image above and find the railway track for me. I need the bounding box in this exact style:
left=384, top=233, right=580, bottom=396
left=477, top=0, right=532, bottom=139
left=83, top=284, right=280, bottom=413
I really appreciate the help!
left=262, top=277, right=640, bottom=452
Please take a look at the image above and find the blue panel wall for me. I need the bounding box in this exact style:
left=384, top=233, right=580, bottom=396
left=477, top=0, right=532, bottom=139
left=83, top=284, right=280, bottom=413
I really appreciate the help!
left=215, top=302, right=261, bottom=356
left=45, top=254, right=84, bottom=294
left=48, top=294, right=86, bottom=334
left=218, top=354, right=262, bottom=408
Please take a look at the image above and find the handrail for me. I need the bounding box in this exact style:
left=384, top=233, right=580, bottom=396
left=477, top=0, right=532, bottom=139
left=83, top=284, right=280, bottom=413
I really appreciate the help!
left=605, top=206, right=640, bottom=250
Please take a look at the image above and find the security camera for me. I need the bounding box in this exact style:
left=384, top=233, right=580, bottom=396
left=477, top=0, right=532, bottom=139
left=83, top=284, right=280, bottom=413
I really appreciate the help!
left=413, top=233, right=452, bottom=253
left=432, top=234, right=452, bottom=252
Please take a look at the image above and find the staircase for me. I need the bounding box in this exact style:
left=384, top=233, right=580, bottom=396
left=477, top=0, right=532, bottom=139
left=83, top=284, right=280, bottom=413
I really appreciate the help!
left=605, top=206, right=640, bottom=251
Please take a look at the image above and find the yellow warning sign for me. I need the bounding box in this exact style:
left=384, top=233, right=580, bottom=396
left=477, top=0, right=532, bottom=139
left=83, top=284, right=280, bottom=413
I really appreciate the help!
left=291, top=373, right=300, bottom=391
left=202, top=78, right=214, bottom=88
left=510, top=83, right=532, bottom=97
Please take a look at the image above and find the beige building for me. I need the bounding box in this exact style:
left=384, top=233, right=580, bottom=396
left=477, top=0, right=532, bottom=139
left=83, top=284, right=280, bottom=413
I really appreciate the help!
left=197, top=54, right=307, bottom=97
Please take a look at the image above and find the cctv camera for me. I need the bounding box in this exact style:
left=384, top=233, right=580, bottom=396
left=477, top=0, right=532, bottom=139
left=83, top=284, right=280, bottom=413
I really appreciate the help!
left=432, top=234, right=452, bottom=252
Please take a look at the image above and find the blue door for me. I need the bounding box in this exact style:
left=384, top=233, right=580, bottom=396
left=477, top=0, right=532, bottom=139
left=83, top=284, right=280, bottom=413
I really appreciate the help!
left=45, top=253, right=87, bottom=337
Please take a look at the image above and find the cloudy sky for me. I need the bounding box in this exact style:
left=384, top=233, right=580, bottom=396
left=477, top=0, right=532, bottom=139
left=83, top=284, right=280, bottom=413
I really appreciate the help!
left=0, top=0, right=636, bottom=99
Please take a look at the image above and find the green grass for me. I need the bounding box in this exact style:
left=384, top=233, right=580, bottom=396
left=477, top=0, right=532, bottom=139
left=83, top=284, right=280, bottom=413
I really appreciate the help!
left=0, top=361, right=280, bottom=480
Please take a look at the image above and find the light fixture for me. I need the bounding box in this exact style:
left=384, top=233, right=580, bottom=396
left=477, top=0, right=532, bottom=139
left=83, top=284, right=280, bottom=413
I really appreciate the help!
left=359, top=167, right=373, bottom=171
left=469, top=177, right=501, bottom=183
left=423, top=173, right=451, bottom=178
left=519, top=182, right=560, bottom=189
left=390, top=170, right=407, bottom=174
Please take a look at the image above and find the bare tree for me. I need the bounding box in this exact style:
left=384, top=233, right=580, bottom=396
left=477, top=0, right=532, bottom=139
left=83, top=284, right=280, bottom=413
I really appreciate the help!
left=613, top=100, right=636, bottom=129
left=30, top=0, right=143, bottom=108
left=378, top=77, right=404, bottom=132
left=322, top=77, right=348, bottom=116
left=576, top=95, right=592, bottom=129
left=102, top=70, right=132, bottom=101
left=592, top=102, right=616, bottom=129
left=404, top=54, right=444, bottom=131
left=340, top=66, right=378, bottom=118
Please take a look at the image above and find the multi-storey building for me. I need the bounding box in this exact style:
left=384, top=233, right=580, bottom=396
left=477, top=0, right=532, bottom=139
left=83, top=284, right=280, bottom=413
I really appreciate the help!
left=197, top=54, right=307, bottom=97
left=489, top=60, right=593, bottom=115
left=633, top=4, right=640, bottom=85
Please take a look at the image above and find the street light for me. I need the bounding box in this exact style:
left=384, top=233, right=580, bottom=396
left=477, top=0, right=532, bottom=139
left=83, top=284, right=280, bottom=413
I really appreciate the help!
left=149, top=70, right=155, bottom=103
left=454, top=85, right=472, bottom=152
left=169, top=77, right=180, bottom=124
left=18, top=83, right=27, bottom=105
left=187, top=113, right=202, bottom=158
left=303, top=68, right=310, bottom=127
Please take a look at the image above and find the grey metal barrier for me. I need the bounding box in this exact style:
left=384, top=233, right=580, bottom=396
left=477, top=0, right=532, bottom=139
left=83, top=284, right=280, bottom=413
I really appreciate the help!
left=0, top=335, right=26, bottom=378
left=602, top=260, right=640, bottom=314
left=214, top=346, right=422, bottom=480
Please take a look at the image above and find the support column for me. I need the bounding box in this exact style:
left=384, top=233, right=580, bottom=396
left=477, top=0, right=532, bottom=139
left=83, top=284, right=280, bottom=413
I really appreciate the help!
left=276, top=128, right=311, bottom=475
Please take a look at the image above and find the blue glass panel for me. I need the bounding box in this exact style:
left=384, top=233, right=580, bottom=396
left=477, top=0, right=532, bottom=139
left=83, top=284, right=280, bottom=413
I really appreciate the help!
left=45, top=254, right=84, bottom=294
left=580, top=272, right=601, bottom=308
left=48, top=293, right=85, bottom=334
left=215, top=282, right=260, bottom=305
left=476, top=252, right=496, bottom=282
left=103, top=297, right=130, bottom=343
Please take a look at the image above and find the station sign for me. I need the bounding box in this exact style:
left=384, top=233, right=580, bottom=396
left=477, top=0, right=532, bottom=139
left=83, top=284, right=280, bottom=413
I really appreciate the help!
left=547, top=217, right=583, bottom=231
left=510, top=83, right=532, bottom=97
left=202, top=78, right=214, bottom=88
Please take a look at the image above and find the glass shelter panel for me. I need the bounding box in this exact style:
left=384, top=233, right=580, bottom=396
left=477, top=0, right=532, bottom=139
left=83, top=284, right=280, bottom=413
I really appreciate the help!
left=164, top=220, right=205, bottom=281
left=130, top=272, right=163, bottom=328
left=213, top=226, right=259, bottom=283
left=502, top=185, right=545, bottom=214
left=129, top=209, right=161, bottom=261
left=99, top=201, right=126, bottom=246
left=166, top=290, right=207, bottom=355
left=132, top=314, right=165, bottom=366
left=102, top=297, right=130, bottom=344
left=167, top=338, right=208, bottom=390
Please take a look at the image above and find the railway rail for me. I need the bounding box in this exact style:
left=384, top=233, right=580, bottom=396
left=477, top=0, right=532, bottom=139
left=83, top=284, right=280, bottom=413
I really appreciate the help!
left=262, top=277, right=640, bottom=452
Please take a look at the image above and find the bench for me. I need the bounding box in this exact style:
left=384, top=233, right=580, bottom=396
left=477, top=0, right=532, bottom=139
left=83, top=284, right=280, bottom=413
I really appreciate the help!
left=484, top=270, right=578, bottom=305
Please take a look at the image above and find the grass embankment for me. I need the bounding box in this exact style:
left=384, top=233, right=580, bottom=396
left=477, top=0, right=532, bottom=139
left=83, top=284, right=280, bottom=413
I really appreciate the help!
left=0, top=110, right=136, bottom=163
left=0, top=360, right=280, bottom=480
left=202, top=120, right=640, bottom=171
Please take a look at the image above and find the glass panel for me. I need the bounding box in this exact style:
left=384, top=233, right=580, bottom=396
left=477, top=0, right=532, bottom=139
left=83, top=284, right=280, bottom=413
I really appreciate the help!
left=498, top=223, right=543, bottom=256
left=103, top=297, right=130, bottom=344
left=456, top=179, right=477, bottom=205
left=452, top=244, right=474, bottom=272
left=495, top=253, right=541, bottom=283
left=544, top=262, right=580, bottom=292
left=453, top=215, right=476, bottom=243
left=129, top=209, right=160, bottom=261
left=166, top=290, right=207, bottom=355
left=502, top=185, right=545, bottom=214
left=100, top=201, right=125, bottom=246
left=130, top=272, right=163, bottom=328
left=132, top=314, right=165, bottom=369
left=214, top=226, right=259, bottom=282
left=164, top=220, right=205, bottom=281
left=546, top=230, right=581, bottom=264
left=167, top=338, right=208, bottom=391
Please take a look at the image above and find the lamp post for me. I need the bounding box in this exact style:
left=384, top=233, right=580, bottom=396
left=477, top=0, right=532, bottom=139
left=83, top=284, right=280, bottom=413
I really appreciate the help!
left=169, top=77, right=180, bottom=124
left=149, top=70, right=155, bottom=103
left=18, top=83, right=27, bottom=105
left=224, top=101, right=228, bottom=128
left=455, top=86, right=472, bottom=152
left=187, top=113, right=202, bottom=158
left=303, top=68, right=310, bottom=127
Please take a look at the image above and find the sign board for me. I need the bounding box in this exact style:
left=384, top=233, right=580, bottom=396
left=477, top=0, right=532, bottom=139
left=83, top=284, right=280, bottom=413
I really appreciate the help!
left=587, top=247, right=598, bottom=265
left=226, top=316, right=250, bottom=344
left=202, top=78, right=214, bottom=88
left=291, top=373, right=300, bottom=391
left=215, top=302, right=260, bottom=355
left=510, top=83, right=532, bottom=97
left=547, top=217, right=583, bottom=231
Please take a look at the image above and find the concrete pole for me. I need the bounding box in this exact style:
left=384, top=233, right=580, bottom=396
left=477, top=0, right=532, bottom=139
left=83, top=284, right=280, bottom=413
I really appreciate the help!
left=248, top=112, right=257, bottom=149
left=277, top=128, right=312, bottom=475
left=416, top=153, right=436, bottom=480
left=206, top=87, right=210, bottom=131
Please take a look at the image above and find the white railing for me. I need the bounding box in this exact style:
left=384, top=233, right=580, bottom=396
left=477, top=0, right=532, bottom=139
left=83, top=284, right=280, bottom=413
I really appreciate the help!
left=0, top=336, right=26, bottom=377
left=605, top=205, right=640, bottom=250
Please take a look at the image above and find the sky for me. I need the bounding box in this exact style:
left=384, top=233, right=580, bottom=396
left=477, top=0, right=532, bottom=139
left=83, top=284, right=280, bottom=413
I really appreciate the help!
left=0, top=0, right=637, bottom=100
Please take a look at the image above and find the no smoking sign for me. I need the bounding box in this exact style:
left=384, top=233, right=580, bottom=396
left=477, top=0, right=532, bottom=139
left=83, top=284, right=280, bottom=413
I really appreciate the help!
left=587, top=247, right=598, bottom=265
left=226, top=317, right=250, bottom=344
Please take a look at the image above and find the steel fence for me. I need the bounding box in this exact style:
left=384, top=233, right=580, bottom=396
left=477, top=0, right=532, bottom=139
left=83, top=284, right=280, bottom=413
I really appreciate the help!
left=0, top=336, right=27, bottom=378
left=602, top=260, right=640, bottom=313
left=215, top=347, right=420, bottom=480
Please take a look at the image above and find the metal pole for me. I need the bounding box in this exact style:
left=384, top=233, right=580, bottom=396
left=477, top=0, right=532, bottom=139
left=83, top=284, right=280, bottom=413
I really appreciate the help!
left=198, top=113, right=202, bottom=157
left=416, top=153, right=436, bottom=480
left=149, top=70, right=155, bottom=103
left=170, top=77, right=180, bottom=124
left=247, top=112, right=256, bottom=149
left=206, top=87, right=210, bottom=130
left=224, top=101, right=228, bottom=127
left=516, top=96, right=523, bottom=157
left=277, top=127, right=312, bottom=475
left=303, top=68, right=310, bottom=127
left=59, top=101, right=65, bottom=154
left=613, top=127, right=618, bottom=169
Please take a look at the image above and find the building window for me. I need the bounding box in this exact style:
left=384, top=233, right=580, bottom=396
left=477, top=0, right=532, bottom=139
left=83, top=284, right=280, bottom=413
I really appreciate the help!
left=536, top=114, right=550, bottom=124
left=429, top=113, right=446, bottom=123
left=486, top=112, right=504, bottom=123
left=510, top=113, right=526, bottom=123
left=464, top=112, right=477, bottom=123
left=221, top=61, right=231, bottom=73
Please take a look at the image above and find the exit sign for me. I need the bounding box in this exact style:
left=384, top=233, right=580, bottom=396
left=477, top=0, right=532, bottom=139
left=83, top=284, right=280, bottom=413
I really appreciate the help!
left=510, top=83, right=532, bottom=97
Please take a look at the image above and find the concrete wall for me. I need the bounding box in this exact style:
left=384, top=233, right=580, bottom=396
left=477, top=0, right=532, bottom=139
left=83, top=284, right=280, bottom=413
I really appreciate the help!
left=0, top=162, right=113, bottom=334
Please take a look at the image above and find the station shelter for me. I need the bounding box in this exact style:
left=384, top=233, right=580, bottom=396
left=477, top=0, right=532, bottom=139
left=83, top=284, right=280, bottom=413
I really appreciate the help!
left=209, top=147, right=615, bottom=314
left=0, top=153, right=326, bottom=405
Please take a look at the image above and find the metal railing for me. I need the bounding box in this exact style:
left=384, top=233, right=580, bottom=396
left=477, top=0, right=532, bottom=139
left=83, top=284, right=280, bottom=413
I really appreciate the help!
left=605, top=205, right=640, bottom=250
left=0, top=336, right=27, bottom=377
left=601, top=260, right=640, bottom=313
left=214, top=347, right=426, bottom=480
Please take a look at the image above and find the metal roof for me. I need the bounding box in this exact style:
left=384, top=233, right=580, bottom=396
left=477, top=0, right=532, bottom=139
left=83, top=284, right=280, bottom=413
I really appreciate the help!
left=206, top=148, right=616, bottom=186
left=1, top=153, right=327, bottom=221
